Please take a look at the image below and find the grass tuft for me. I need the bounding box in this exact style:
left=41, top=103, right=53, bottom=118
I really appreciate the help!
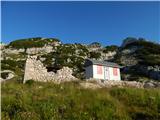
left=1, top=81, right=160, bottom=120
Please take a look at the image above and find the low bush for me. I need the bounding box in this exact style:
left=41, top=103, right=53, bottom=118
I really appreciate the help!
left=1, top=72, right=9, bottom=79
left=103, top=45, right=118, bottom=53
left=89, top=52, right=101, bottom=59
left=7, top=37, right=60, bottom=49
left=25, top=80, right=35, bottom=86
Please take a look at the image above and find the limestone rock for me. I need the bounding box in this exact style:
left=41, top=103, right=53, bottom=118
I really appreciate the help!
left=85, top=79, right=144, bottom=88
left=143, top=81, right=160, bottom=88
left=101, top=51, right=116, bottom=60
left=143, top=82, right=155, bottom=88
left=0, top=70, right=15, bottom=81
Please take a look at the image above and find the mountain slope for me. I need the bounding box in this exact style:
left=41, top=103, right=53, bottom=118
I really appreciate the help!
left=1, top=37, right=160, bottom=81
left=114, top=37, right=160, bottom=81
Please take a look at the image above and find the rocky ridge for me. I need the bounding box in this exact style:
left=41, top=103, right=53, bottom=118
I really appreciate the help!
left=115, top=38, right=160, bottom=81
left=1, top=37, right=160, bottom=84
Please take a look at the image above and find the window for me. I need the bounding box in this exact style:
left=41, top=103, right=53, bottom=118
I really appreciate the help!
left=113, top=68, right=118, bottom=76
left=97, top=65, right=102, bottom=74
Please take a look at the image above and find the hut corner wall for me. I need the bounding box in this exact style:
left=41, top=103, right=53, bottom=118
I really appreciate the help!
left=85, top=65, right=93, bottom=79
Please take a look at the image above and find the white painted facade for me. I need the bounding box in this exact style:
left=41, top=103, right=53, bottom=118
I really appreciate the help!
left=85, top=64, right=121, bottom=80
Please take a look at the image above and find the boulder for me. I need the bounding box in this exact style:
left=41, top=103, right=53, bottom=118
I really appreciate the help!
left=143, top=82, right=155, bottom=88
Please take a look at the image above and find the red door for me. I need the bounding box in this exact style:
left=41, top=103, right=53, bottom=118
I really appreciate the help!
left=97, top=65, right=102, bottom=75
left=113, top=68, right=118, bottom=76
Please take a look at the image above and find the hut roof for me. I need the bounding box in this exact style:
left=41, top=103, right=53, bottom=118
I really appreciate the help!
left=84, top=59, right=121, bottom=68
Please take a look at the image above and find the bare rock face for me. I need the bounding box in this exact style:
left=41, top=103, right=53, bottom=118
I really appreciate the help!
left=80, top=79, right=160, bottom=89
left=143, top=81, right=160, bottom=88
left=143, top=82, right=155, bottom=88
left=26, top=45, right=53, bottom=54
left=4, top=48, right=25, bottom=54
left=100, top=80, right=144, bottom=88
left=23, top=55, right=77, bottom=83
left=101, top=51, right=116, bottom=60
left=4, top=46, right=54, bottom=55
left=120, top=56, right=138, bottom=66
left=121, top=46, right=139, bottom=54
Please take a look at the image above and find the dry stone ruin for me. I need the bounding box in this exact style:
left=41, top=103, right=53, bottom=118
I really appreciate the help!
left=23, top=55, right=77, bottom=83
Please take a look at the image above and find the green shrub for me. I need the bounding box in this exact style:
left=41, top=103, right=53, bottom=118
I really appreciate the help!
left=103, top=45, right=118, bottom=53
left=7, top=37, right=60, bottom=49
left=89, top=52, right=101, bottom=59
left=1, top=72, right=9, bottom=79
left=1, top=60, right=25, bottom=71
left=89, top=42, right=101, bottom=48
left=25, top=80, right=35, bottom=86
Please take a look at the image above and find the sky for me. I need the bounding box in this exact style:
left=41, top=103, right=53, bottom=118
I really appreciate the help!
left=1, top=1, right=160, bottom=46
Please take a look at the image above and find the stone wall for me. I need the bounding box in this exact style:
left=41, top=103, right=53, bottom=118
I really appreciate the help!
left=23, top=56, right=77, bottom=83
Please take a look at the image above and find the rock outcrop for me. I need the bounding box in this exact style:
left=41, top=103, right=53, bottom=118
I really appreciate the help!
left=101, top=51, right=116, bottom=60
left=121, top=38, right=138, bottom=48
left=23, top=56, right=77, bottom=83
left=97, top=80, right=144, bottom=88
left=2, top=37, right=160, bottom=82
left=84, top=79, right=160, bottom=89
left=4, top=45, right=54, bottom=55
left=0, top=70, right=15, bottom=81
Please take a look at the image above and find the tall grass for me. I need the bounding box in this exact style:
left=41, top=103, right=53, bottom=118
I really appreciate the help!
left=1, top=80, right=160, bottom=120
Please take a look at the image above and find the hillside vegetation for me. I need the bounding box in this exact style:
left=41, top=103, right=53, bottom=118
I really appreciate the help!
left=113, top=38, right=160, bottom=81
left=125, top=38, right=160, bottom=65
left=1, top=37, right=160, bottom=120
left=7, top=37, right=60, bottom=49
left=1, top=37, right=160, bottom=81
left=2, top=80, right=160, bottom=120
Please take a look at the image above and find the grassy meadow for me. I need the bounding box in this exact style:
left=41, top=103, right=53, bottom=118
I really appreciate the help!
left=1, top=80, right=160, bottom=120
